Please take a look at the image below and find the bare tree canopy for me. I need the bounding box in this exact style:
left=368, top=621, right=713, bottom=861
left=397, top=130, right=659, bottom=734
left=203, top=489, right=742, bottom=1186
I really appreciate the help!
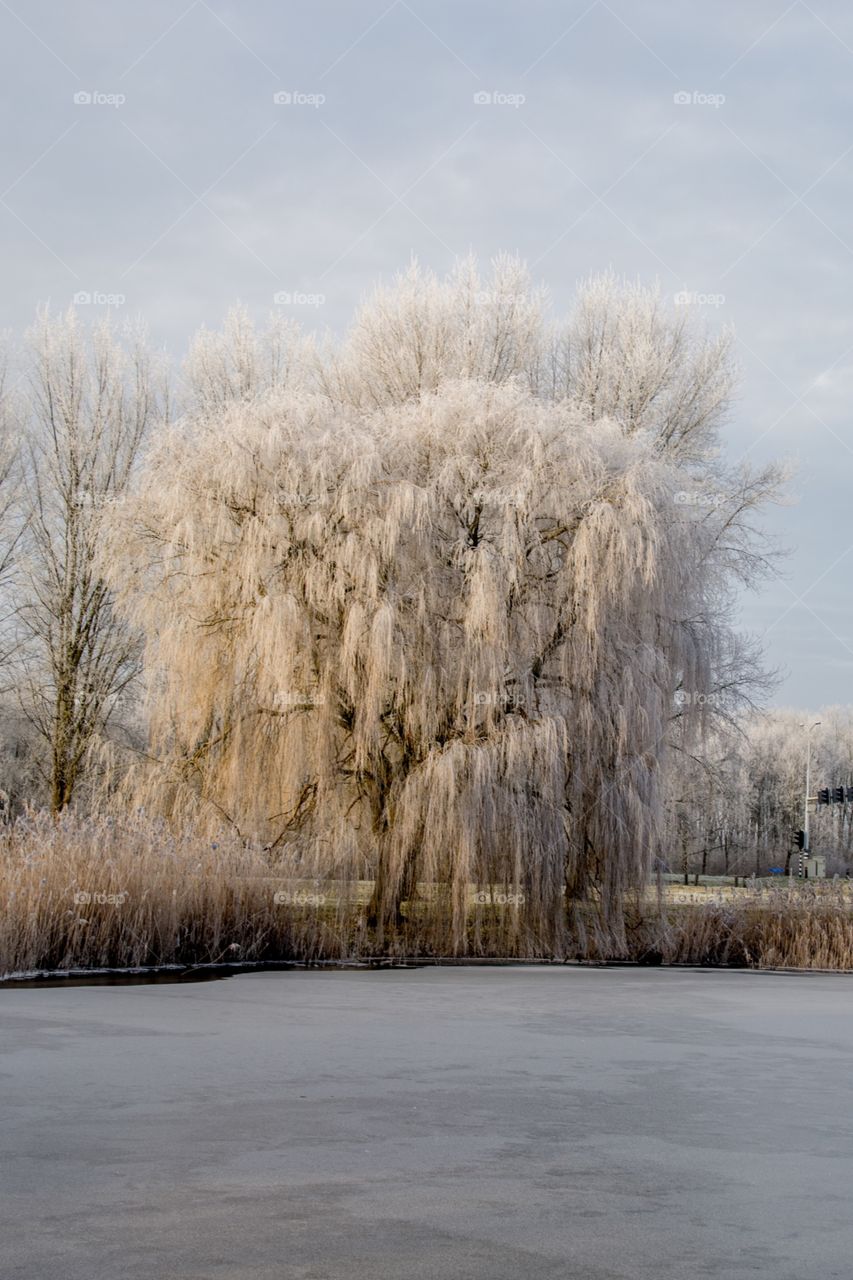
left=16, top=310, right=165, bottom=812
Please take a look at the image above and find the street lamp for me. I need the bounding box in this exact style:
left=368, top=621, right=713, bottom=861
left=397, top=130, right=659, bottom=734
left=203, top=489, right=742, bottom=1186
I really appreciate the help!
left=800, top=720, right=821, bottom=856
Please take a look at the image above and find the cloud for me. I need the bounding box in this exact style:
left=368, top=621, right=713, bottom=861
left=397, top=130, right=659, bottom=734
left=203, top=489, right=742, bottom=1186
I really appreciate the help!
left=1, top=0, right=851, bottom=705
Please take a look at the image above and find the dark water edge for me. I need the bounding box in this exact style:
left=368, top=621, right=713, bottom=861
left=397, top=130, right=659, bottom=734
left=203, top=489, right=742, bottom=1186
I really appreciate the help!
left=4, top=957, right=853, bottom=987
left=0, top=959, right=425, bottom=987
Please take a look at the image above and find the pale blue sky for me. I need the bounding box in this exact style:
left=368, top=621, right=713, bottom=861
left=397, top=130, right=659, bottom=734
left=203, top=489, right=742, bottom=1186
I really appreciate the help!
left=2, top=0, right=852, bottom=706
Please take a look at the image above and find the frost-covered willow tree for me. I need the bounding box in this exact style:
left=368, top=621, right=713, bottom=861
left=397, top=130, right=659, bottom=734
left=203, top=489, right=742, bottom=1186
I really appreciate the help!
left=102, top=259, right=783, bottom=952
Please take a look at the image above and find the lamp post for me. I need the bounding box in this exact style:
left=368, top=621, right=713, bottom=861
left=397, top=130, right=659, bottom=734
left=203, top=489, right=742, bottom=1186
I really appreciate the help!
left=801, top=720, right=821, bottom=856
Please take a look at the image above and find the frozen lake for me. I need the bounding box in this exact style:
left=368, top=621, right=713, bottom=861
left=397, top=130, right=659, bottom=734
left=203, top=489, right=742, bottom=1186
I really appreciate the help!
left=3, top=966, right=853, bottom=1279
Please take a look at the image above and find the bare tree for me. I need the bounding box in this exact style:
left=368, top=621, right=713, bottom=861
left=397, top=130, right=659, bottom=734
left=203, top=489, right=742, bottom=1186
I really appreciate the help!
left=0, top=339, right=27, bottom=684
left=322, top=254, right=546, bottom=409
left=17, top=309, right=164, bottom=812
left=539, top=271, right=735, bottom=461
left=183, top=305, right=312, bottom=416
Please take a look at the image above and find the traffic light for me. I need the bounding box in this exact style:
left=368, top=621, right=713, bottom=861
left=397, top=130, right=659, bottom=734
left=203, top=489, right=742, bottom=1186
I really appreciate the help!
left=793, top=829, right=806, bottom=849
left=847, top=787, right=853, bottom=803
left=833, top=787, right=845, bottom=804
left=818, top=788, right=830, bottom=805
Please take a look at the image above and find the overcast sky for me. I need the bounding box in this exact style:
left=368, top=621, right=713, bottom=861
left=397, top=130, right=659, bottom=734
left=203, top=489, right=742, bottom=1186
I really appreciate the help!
left=2, top=0, right=851, bottom=708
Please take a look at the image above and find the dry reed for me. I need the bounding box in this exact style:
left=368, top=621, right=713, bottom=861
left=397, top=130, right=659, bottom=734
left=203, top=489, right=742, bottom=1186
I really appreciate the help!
left=3, top=813, right=853, bottom=978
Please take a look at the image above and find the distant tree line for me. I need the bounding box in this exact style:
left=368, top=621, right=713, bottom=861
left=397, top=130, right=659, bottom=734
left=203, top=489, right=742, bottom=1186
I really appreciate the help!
left=665, top=707, right=853, bottom=879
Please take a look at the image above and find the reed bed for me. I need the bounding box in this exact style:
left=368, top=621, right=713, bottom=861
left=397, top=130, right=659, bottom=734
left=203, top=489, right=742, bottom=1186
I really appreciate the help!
left=624, top=886, right=853, bottom=970
left=0, top=812, right=360, bottom=977
left=3, top=813, right=853, bottom=977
